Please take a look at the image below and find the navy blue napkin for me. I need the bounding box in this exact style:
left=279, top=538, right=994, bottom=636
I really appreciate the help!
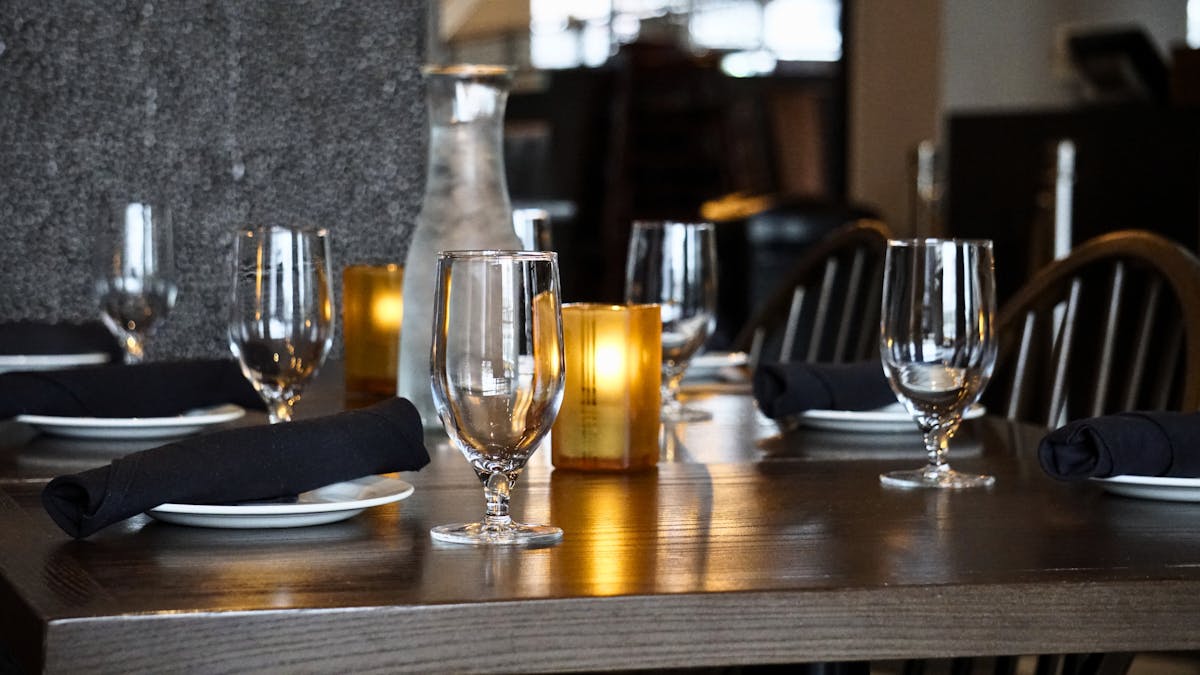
left=1, top=360, right=264, bottom=420
left=0, top=320, right=123, bottom=361
left=41, top=397, right=431, bottom=538
left=752, top=361, right=896, bottom=420
left=1038, top=411, right=1200, bottom=480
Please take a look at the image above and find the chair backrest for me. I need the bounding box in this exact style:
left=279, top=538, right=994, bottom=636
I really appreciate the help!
left=732, top=219, right=891, bottom=367
left=986, top=230, right=1200, bottom=429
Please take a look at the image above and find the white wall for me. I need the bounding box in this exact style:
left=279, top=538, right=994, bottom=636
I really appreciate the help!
left=940, top=0, right=1188, bottom=113
left=847, top=0, right=942, bottom=236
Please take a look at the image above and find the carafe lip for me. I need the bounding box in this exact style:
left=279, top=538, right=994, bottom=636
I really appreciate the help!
left=421, top=64, right=512, bottom=80
left=437, top=250, right=557, bottom=263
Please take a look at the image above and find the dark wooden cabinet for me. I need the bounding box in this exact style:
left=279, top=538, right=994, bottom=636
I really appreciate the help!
left=946, top=107, right=1200, bottom=303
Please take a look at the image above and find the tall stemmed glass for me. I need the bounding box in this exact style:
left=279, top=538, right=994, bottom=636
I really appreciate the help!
left=879, top=238, right=997, bottom=489
left=95, top=201, right=178, bottom=363
left=229, top=225, right=334, bottom=424
left=431, top=251, right=565, bottom=545
left=624, top=221, right=718, bottom=423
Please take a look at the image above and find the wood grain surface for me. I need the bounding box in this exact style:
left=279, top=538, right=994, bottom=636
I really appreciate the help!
left=3, top=365, right=1200, bottom=673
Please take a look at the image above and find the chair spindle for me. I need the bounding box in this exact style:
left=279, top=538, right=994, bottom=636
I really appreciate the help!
left=1122, top=276, right=1162, bottom=411
left=779, top=286, right=806, bottom=363
left=806, top=259, right=839, bottom=363
left=1090, top=261, right=1126, bottom=417
left=1005, top=310, right=1037, bottom=420
left=1048, top=280, right=1082, bottom=428
left=833, top=250, right=866, bottom=363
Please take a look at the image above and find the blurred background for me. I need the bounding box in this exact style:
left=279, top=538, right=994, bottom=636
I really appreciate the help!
left=433, top=0, right=1199, bottom=344
left=0, top=1, right=1196, bottom=357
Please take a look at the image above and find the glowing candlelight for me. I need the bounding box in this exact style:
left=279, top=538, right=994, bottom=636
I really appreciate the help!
left=552, top=303, right=661, bottom=471
left=343, top=264, right=404, bottom=406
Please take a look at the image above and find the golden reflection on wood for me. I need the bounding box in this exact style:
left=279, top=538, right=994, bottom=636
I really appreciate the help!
left=551, top=471, right=659, bottom=596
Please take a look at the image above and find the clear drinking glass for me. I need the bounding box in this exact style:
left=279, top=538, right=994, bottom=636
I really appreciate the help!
left=624, top=221, right=718, bottom=423
left=430, top=251, right=565, bottom=545
left=228, top=225, right=334, bottom=424
left=879, top=238, right=997, bottom=489
left=95, top=201, right=178, bottom=363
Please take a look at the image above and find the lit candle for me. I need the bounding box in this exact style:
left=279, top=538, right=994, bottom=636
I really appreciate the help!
left=371, top=292, right=404, bottom=332
left=342, top=264, right=404, bottom=407
left=551, top=303, right=661, bottom=471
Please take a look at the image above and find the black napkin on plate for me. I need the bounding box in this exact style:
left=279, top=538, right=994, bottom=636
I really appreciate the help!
left=0, top=360, right=265, bottom=420
left=1038, top=411, right=1200, bottom=480
left=0, top=320, right=124, bottom=362
left=41, top=397, right=431, bottom=538
left=752, top=361, right=896, bottom=420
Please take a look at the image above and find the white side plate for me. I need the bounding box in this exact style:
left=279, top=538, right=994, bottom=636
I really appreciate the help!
left=0, top=352, right=110, bottom=373
left=16, top=404, right=246, bottom=440
left=690, top=351, right=749, bottom=373
left=1092, top=475, right=1200, bottom=502
left=794, top=402, right=986, bottom=433
left=147, top=476, right=416, bottom=528
left=684, top=351, right=751, bottom=389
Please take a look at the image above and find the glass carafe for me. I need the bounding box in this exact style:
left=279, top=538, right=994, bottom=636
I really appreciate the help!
left=397, top=64, right=522, bottom=425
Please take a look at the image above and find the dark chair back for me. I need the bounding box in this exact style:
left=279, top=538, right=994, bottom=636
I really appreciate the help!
left=732, top=219, right=891, bottom=367
left=987, top=230, right=1200, bottom=429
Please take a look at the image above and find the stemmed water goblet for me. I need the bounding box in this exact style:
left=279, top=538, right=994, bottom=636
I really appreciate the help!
left=430, top=251, right=565, bottom=545
left=95, top=201, right=178, bottom=363
left=879, top=238, right=997, bottom=489
left=624, top=221, right=718, bottom=423
left=228, top=225, right=334, bottom=424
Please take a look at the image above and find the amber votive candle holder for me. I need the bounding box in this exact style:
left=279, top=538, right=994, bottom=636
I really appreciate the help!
left=551, top=303, right=661, bottom=471
left=342, top=264, right=404, bottom=407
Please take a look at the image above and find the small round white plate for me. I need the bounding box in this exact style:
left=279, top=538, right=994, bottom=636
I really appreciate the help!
left=147, top=476, right=415, bottom=529
left=15, top=404, right=246, bottom=440
left=0, top=352, right=110, bottom=373
left=690, top=351, right=749, bottom=374
left=1092, top=475, right=1200, bottom=502
left=794, top=401, right=986, bottom=433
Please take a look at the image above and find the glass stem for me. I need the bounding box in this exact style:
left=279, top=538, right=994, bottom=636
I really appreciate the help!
left=483, top=471, right=513, bottom=530
left=264, top=397, right=293, bottom=424
left=923, top=427, right=950, bottom=475
left=122, top=333, right=145, bottom=364
left=661, top=371, right=684, bottom=410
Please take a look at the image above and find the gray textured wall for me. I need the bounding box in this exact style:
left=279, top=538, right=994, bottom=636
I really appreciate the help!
left=0, top=0, right=428, bottom=359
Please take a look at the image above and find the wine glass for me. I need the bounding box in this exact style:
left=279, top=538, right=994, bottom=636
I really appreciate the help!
left=430, top=251, right=565, bottom=545
left=624, top=221, right=718, bottom=423
left=228, top=225, right=334, bottom=424
left=879, top=238, right=997, bottom=489
left=95, top=201, right=178, bottom=363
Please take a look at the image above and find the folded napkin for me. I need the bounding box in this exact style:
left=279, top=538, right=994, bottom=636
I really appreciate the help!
left=752, top=360, right=896, bottom=419
left=42, top=397, right=431, bottom=538
left=1038, top=411, right=1200, bottom=480
left=0, top=360, right=265, bottom=420
left=0, top=320, right=123, bottom=361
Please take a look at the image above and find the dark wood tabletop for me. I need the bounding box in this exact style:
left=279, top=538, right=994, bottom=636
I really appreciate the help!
left=2, top=364, right=1200, bottom=674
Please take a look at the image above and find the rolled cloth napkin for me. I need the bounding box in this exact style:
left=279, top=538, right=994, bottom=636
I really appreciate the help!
left=1038, top=411, right=1200, bottom=480
left=0, top=360, right=265, bottom=420
left=0, top=320, right=123, bottom=361
left=752, top=361, right=897, bottom=419
left=42, top=397, right=431, bottom=538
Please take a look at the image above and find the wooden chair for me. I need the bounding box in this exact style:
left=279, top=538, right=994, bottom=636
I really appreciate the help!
left=732, top=219, right=891, bottom=367
left=986, top=229, right=1200, bottom=429
left=935, top=231, right=1200, bottom=675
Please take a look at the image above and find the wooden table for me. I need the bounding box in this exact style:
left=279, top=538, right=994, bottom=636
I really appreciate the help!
left=3, top=365, right=1200, bottom=674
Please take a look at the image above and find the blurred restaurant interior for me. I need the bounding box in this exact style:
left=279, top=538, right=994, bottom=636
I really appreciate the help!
left=4, top=3, right=1200, bottom=673
left=435, top=0, right=1200, bottom=346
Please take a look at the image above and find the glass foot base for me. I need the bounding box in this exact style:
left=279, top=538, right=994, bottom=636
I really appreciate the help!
left=662, top=405, right=712, bottom=423
left=880, top=467, right=995, bottom=489
left=430, top=521, right=563, bottom=546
